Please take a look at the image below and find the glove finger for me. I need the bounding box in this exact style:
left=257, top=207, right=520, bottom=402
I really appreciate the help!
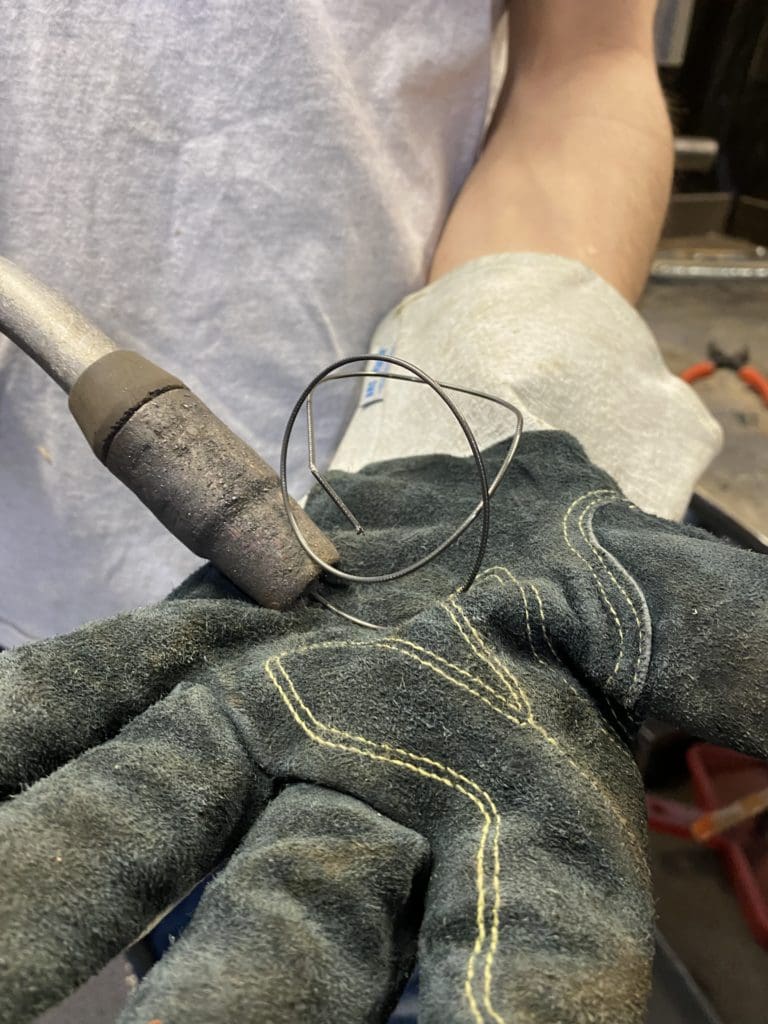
left=0, top=591, right=284, bottom=797
left=118, top=783, right=429, bottom=1024
left=409, top=690, right=654, bottom=1024
left=594, top=504, right=768, bottom=758
left=0, top=681, right=272, bottom=1024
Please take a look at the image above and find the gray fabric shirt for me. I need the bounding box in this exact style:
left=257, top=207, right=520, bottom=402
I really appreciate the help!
left=0, top=0, right=503, bottom=645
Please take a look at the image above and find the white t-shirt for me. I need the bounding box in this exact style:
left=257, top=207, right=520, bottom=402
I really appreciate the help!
left=0, top=0, right=504, bottom=645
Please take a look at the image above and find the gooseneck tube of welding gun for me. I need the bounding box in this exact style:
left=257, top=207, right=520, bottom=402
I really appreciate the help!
left=0, top=256, right=117, bottom=389
left=0, top=256, right=338, bottom=608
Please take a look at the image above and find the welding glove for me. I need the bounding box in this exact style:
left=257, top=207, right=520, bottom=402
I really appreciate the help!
left=1, top=429, right=767, bottom=1024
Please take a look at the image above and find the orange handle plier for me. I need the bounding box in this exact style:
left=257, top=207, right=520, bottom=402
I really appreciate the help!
left=680, top=343, right=768, bottom=407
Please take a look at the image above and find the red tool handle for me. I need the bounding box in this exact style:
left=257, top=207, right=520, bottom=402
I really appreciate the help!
left=680, top=359, right=716, bottom=384
left=738, top=365, right=768, bottom=407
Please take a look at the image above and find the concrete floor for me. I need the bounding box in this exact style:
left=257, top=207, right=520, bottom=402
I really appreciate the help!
left=640, top=276, right=768, bottom=543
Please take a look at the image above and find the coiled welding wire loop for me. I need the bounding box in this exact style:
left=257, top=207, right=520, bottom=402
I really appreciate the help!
left=280, top=355, right=523, bottom=630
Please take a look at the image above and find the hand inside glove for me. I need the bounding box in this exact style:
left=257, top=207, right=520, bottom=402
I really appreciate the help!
left=1, top=430, right=766, bottom=1024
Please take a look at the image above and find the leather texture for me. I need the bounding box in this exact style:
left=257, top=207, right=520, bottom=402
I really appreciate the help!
left=1, top=431, right=765, bottom=1024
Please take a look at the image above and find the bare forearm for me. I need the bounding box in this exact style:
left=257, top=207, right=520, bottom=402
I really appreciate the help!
left=429, top=1, right=672, bottom=303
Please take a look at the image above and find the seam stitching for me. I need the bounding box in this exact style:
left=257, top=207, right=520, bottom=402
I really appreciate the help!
left=442, top=595, right=643, bottom=869
left=579, top=500, right=652, bottom=703
left=562, top=490, right=627, bottom=682
left=478, top=566, right=630, bottom=757
left=264, top=641, right=508, bottom=1024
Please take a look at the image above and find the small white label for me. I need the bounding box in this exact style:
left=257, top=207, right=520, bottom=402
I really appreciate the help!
left=360, top=345, right=395, bottom=408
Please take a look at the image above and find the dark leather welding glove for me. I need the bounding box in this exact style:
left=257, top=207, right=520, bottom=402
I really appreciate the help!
left=1, top=430, right=766, bottom=1024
